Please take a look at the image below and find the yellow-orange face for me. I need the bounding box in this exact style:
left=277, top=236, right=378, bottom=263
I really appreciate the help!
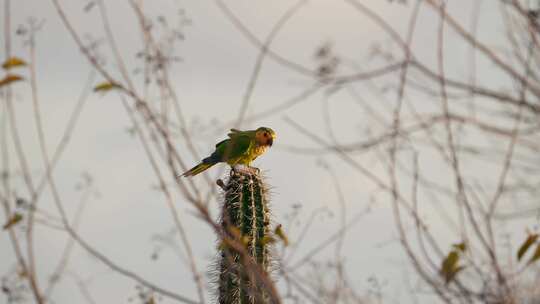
left=255, top=127, right=276, bottom=147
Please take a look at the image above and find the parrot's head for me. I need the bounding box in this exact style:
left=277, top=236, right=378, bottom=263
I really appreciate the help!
left=255, top=127, right=276, bottom=147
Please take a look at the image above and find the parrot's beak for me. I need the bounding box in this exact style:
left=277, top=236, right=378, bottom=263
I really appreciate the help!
left=268, top=138, right=273, bottom=147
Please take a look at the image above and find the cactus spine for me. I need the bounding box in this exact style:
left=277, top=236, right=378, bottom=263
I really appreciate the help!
left=217, top=169, right=272, bottom=304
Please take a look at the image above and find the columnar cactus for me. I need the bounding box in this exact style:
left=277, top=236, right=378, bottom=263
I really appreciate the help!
left=217, top=168, right=272, bottom=304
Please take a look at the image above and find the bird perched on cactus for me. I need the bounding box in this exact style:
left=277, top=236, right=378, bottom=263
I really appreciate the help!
left=181, top=127, right=276, bottom=177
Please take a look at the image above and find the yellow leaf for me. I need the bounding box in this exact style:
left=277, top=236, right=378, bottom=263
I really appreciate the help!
left=517, top=233, right=538, bottom=261
left=2, top=57, right=27, bottom=69
left=228, top=226, right=241, bottom=239
left=93, top=81, right=120, bottom=92
left=445, top=265, right=465, bottom=284
left=452, top=242, right=467, bottom=252
left=3, top=212, right=23, bottom=230
left=527, top=243, right=540, bottom=266
left=260, top=236, right=276, bottom=246
left=0, top=74, right=24, bottom=87
left=274, top=224, right=289, bottom=246
left=240, top=235, right=251, bottom=247
left=441, top=250, right=460, bottom=283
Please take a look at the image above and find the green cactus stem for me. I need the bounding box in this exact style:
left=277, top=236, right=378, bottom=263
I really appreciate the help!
left=217, top=167, right=272, bottom=304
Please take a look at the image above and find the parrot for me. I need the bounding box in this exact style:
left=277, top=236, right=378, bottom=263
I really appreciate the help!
left=181, top=127, right=276, bottom=177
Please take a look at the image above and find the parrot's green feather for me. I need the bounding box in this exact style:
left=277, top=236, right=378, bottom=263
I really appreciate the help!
left=216, top=135, right=253, bottom=163
left=215, top=139, right=227, bottom=148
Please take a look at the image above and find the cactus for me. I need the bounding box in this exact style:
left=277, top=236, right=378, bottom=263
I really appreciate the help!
left=216, top=168, right=272, bottom=304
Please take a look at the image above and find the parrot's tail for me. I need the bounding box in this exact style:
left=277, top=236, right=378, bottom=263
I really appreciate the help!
left=181, top=162, right=216, bottom=177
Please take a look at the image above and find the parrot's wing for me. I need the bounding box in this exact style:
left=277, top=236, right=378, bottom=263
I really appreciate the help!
left=214, top=129, right=244, bottom=148
left=227, top=128, right=243, bottom=139
left=216, top=134, right=252, bottom=161
left=215, top=139, right=228, bottom=148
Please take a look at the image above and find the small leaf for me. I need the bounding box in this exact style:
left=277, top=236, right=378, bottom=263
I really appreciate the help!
left=3, top=212, right=23, bottom=230
left=2, top=57, right=27, bottom=69
left=517, top=233, right=538, bottom=261
left=274, top=224, right=289, bottom=246
left=0, top=74, right=24, bottom=87
left=441, top=250, right=460, bottom=283
left=240, top=235, right=251, bottom=247
left=93, top=81, right=120, bottom=92
left=228, top=226, right=241, bottom=239
left=260, top=236, right=276, bottom=246
left=452, top=242, right=467, bottom=252
left=445, top=265, right=465, bottom=284
left=441, top=250, right=459, bottom=273
left=527, top=243, right=540, bottom=266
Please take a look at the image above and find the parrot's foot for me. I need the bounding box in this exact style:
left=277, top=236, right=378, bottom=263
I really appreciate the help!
left=232, top=164, right=260, bottom=176
left=216, top=179, right=227, bottom=190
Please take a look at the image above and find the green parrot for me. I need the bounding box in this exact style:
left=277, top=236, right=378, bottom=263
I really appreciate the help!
left=181, top=127, right=276, bottom=177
